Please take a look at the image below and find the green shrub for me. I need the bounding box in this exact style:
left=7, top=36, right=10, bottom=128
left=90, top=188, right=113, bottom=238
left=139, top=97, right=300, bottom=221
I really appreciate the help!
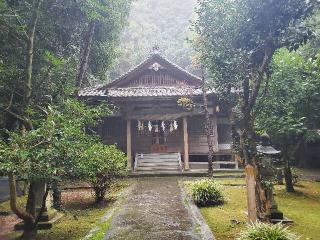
left=186, top=179, right=225, bottom=207
left=237, top=222, right=299, bottom=240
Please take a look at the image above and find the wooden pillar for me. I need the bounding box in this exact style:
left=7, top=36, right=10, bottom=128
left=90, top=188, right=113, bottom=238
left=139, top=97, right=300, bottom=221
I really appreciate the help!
left=127, top=119, right=132, bottom=170
left=245, top=164, right=257, bottom=223
left=183, top=117, right=189, bottom=170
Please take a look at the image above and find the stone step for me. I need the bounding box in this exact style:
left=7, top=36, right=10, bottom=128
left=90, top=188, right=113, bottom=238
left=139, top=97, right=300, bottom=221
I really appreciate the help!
left=131, top=171, right=183, bottom=176
left=137, top=153, right=180, bottom=156
left=138, top=159, right=180, bottom=164
left=137, top=156, right=180, bottom=160
left=136, top=154, right=180, bottom=158
left=136, top=166, right=181, bottom=171
left=135, top=153, right=182, bottom=173
left=138, top=162, right=180, bottom=167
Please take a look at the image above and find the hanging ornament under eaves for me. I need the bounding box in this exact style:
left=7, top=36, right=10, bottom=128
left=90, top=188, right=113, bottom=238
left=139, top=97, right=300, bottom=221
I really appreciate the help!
left=148, top=121, right=152, bottom=132
left=161, top=121, right=165, bottom=132
left=137, top=120, right=143, bottom=131
left=169, top=121, right=174, bottom=132
left=173, top=120, right=178, bottom=130
left=155, top=124, right=159, bottom=133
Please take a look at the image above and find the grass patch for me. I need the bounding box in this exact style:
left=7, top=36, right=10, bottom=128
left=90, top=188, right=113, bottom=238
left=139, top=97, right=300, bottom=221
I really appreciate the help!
left=2, top=180, right=131, bottom=240
left=0, top=195, right=27, bottom=213
left=198, top=178, right=320, bottom=240
left=88, top=214, right=113, bottom=240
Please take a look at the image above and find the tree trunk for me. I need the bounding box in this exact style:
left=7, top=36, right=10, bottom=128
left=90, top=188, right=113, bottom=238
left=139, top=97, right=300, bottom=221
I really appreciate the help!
left=295, top=136, right=307, bottom=168
left=75, top=21, right=96, bottom=89
left=8, top=173, right=36, bottom=239
left=202, top=79, right=215, bottom=178
left=24, top=0, right=42, bottom=108
left=8, top=3, right=42, bottom=237
left=20, top=222, right=37, bottom=240
left=52, top=180, right=63, bottom=211
left=241, top=113, right=270, bottom=221
left=283, top=147, right=295, bottom=192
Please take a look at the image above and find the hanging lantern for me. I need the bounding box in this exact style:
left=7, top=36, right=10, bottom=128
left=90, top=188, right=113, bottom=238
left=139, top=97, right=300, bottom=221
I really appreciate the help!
left=169, top=122, right=174, bottom=132
left=161, top=121, right=165, bottom=132
left=173, top=120, right=178, bottom=130
left=148, top=121, right=152, bottom=132
left=216, top=105, right=220, bottom=113
left=155, top=124, right=159, bottom=133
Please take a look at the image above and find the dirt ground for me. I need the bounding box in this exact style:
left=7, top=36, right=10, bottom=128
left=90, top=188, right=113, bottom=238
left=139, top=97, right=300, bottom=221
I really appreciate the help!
left=0, top=188, right=94, bottom=239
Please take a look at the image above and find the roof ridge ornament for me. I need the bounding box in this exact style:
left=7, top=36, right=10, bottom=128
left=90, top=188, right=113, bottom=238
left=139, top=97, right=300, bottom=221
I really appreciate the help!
left=150, top=43, right=162, bottom=55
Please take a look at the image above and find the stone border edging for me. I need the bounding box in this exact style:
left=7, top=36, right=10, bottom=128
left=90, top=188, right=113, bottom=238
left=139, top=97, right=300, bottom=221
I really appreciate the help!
left=82, top=182, right=136, bottom=240
left=179, top=181, right=215, bottom=240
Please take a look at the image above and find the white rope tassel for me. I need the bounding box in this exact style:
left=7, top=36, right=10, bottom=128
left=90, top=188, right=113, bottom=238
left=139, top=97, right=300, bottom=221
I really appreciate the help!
left=169, top=121, right=174, bottom=132
left=148, top=121, right=152, bottom=132
left=173, top=120, right=178, bottom=130
left=161, top=121, right=165, bottom=132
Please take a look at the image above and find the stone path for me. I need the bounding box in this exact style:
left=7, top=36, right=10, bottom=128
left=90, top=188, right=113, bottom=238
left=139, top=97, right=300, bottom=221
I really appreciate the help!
left=104, top=177, right=211, bottom=240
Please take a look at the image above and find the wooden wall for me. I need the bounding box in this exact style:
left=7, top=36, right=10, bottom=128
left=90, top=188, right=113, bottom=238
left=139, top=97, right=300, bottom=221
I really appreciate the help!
left=100, top=117, right=127, bottom=153
left=188, top=115, right=215, bottom=154
left=100, top=115, right=231, bottom=155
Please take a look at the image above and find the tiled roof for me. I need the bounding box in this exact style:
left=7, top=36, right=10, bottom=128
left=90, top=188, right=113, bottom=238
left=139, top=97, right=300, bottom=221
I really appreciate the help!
left=78, top=84, right=107, bottom=97
left=79, top=86, right=204, bottom=98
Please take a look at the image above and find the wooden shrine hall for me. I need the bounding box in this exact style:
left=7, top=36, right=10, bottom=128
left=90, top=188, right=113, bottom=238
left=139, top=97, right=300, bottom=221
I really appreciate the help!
left=79, top=53, right=238, bottom=173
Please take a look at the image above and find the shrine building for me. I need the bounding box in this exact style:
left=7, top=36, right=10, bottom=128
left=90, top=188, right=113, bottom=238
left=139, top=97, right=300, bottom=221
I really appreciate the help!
left=79, top=53, right=238, bottom=173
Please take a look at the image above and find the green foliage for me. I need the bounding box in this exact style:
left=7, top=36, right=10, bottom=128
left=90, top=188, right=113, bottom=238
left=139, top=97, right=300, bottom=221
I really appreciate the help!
left=186, top=179, right=225, bottom=207
left=0, top=99, right=117, bottom=183
left=78, top=144, right=127, bottom=203
left=0, top=0, right=131, bottom=124
left=194, top=0, right=316, bottom=100
left=237, top=222, right=299, bottom=240
left=256, top=47, right=320, bottom=149
left=194, top=0, right=319, bottom=175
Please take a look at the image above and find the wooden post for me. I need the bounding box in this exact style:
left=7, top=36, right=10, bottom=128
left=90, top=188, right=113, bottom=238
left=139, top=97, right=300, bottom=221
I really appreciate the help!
left=127, top=119, right=132, bottom=170
left=245, top=164, right=257, bottom=223
left=183, top=117, right=189, bottom=170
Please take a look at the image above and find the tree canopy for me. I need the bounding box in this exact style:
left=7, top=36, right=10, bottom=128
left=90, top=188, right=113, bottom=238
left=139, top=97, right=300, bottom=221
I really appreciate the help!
left=194, top=0, right=319, bottom=220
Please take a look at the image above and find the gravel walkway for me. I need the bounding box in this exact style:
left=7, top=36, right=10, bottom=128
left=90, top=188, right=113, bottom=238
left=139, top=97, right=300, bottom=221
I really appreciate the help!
left=104, top=177, right=208, bottom=240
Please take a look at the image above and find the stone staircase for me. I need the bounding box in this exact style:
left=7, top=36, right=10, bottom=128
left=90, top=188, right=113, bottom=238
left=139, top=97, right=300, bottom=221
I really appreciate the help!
left=134, top=153, right=182, bottom=174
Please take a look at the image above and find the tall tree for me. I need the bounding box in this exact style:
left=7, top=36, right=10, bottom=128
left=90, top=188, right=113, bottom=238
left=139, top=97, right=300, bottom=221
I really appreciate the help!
left=0, top=0, right=132, bottom=238
left=194, top=0, right=318, bottom=220
left=256, top=47, right=320, bottom=192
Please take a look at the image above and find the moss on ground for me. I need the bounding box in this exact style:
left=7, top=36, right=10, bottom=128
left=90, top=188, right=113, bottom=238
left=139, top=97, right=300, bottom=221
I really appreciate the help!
left=0, top=195, right=27, bottom=213
left=2, top=180, right=131, bottom=240
left=87, top=213, right=113, bottom=240
left=199, top=177, right=320, bottom=240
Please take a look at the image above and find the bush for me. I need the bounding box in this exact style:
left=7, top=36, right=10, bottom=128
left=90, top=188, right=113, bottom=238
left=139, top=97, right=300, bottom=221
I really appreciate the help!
left=79, top=144, right=127, bottom=203
left=237, top=222, right=299, bottom=240
left=186, top=179, right=225, bottom=207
